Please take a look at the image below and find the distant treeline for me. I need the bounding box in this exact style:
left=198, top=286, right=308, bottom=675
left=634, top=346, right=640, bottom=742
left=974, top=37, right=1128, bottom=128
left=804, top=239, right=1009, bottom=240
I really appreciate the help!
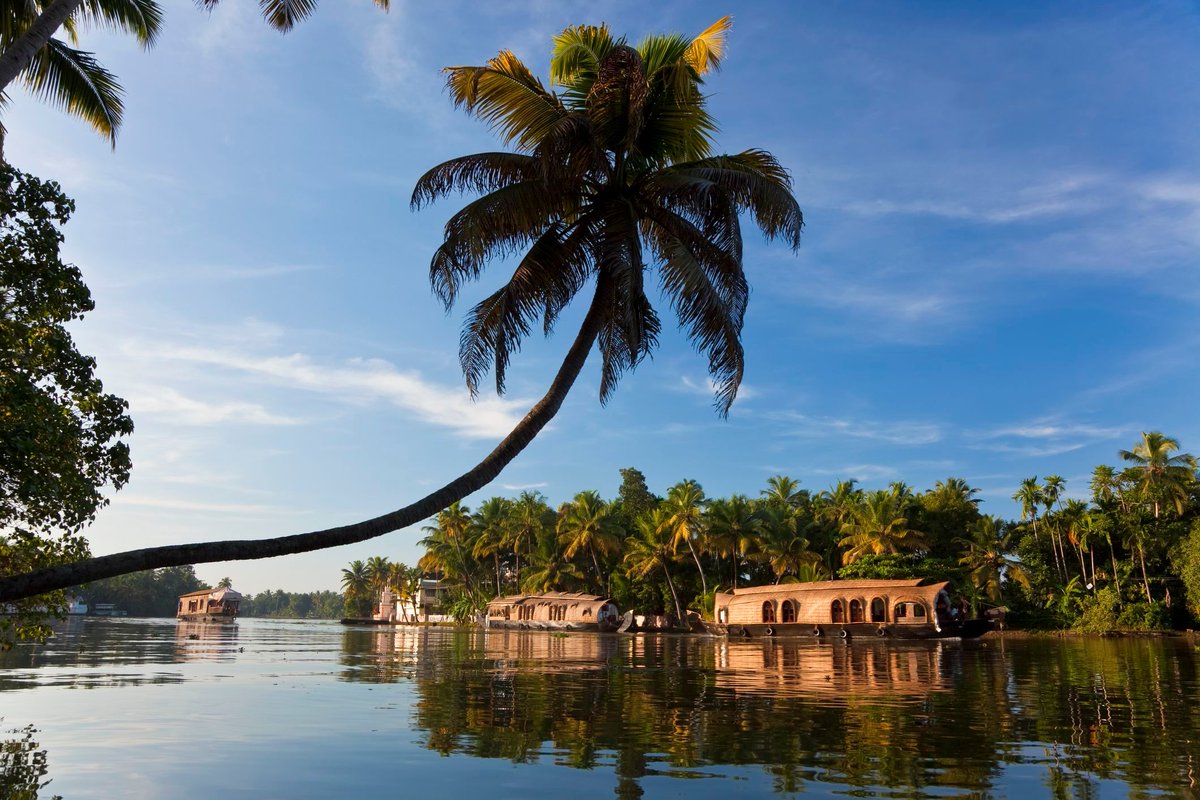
left=74, top=567, right=343, bottom=619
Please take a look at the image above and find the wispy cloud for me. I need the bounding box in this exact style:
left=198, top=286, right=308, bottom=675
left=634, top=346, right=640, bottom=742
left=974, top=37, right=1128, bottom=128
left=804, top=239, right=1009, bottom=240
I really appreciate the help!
left=130, top=342, right=527, bottom=440
left=969, top=416, right=1126, bottom=459
left=811, top=463, right=899, bottom=482
left=116, top=495, right=300, bottom=515
left=769, top=411, right=943, bottom=446
left=131, top=387, right=305, bottom=427
left=501, top=482, right=548, bottom=491
left=676, top=375, right=757, bottom=401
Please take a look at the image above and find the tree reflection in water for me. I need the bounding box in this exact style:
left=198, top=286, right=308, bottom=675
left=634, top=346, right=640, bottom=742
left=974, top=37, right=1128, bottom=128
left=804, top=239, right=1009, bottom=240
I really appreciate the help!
left=0, top=724, right=60, bottom=800
left=340, top=628, right=1200, bottom=797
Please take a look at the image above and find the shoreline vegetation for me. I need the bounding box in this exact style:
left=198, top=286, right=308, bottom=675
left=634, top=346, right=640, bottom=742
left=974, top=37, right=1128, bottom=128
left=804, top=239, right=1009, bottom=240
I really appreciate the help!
left=346, top=435, right=1200, bottom=636
left=52, top=431, right=1200, bottom=637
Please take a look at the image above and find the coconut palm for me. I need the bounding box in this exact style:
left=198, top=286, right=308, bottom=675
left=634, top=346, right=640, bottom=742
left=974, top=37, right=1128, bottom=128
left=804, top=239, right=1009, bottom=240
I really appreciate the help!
left=419, top=502, right=480, bottom=597
left=760, top=475, right=806, bottom=509
left=662, top=479, right=708, bottom=602
left=956, top=516, right=1028, bottom=607
left=507, top=490, right=552, bottom=592
left=704, top=495, right=762, bottom=589
left=624, top=507, right=683, bottom=622
left=755, top=505, right=822, bottom=583
left=0, top=18, right=802, bottom=605
left=0, top=0, right=161, bottom=150
left=1012, top=476, right=1043, bottom=539
left=216, top=576, right=232, bottom=589
left=364, top=555, right=391, bottom=597
left=557, top=490, right=622, bottom=593
left=1118, top=431, right=1197, bottom=518
left=340, top=559, right=370, bottom=617
left=838, top=489, right=929, bottom=565
left=471, top=496, right=513, bottom=596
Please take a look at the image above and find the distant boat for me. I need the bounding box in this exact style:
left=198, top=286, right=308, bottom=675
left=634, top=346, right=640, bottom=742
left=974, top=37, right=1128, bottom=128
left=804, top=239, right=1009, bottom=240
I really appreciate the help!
left=485, top=592, right=621, bottom=632
left=177, top=587, right=241, bottom=623
left=711, top=579, right=991, bottom=640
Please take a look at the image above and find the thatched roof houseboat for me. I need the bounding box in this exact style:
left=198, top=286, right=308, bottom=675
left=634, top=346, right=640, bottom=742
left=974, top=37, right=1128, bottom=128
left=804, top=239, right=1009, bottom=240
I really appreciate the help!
left=486, top=592, right=620, bottom=632
left=712, top=579, right=990, bottom=640
left=177, top=587, right=241, bottom=622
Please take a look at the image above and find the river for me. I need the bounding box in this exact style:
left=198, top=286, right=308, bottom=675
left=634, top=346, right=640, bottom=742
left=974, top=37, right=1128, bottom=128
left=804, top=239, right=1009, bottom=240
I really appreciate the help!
left=1, top=618, right=1197, bottom=798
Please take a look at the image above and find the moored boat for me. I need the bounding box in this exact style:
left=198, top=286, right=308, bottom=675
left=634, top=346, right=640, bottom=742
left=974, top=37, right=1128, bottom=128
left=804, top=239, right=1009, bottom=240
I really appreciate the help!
left=711, top=579, right=990, bottom=640
left=177, top=587, right=241, bottom=623
left=485, top=592, right=621, bottom=632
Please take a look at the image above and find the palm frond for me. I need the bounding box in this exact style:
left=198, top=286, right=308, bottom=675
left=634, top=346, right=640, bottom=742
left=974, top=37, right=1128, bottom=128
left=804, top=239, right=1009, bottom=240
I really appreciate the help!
left=20, top=37, right=122, bottom=144
left=666, top=151, right=803, bottom=247
left=458, top=218, right=595, bottom=396
left=594, top=203, right=659, bottom=404
left=586, top=44, right=647, bottom=154
left=256, top=0, right=318, bottom=32
left=549, top=22, right=618, bottom=106
left=683, top=16, right=732, bottom=75
left=410, top=152, right=537, bottom=209
left=76, top=0, right=163, bottom=48
left=429, top=180, right=575, bottom=307
left=444, top=52, right=568, bottom=152
left=643, top=208, right=746, bottom=415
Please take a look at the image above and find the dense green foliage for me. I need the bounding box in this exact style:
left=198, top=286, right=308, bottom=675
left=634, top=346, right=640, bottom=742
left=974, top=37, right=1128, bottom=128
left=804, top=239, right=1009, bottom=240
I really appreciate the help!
left=239, top=589, right=342, bottom=619
left=74, top=566, right=203, bottom=617
left=0, top=165, right=132, bottom=645
left=403, top=435, right=1200, bottom=631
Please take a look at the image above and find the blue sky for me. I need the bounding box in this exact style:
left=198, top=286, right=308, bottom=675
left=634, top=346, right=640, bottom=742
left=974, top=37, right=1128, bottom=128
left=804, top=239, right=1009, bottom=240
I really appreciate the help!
left=7, top=1, right=1200, bottom=592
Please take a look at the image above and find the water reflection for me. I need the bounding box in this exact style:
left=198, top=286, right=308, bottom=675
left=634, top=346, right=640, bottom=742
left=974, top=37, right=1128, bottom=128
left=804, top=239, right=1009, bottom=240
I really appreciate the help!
left=2, top=622, right=1198, bottom=797
left=0, top=724, right=59, bottom=800
left=338, top=629, right=1200, bottom=797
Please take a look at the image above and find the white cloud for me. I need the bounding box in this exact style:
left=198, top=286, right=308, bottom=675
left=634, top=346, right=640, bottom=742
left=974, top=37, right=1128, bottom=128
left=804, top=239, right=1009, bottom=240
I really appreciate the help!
left=132, top=342, right=528, bottom=440
left=677, top=375, right=757, bottom=401
left=115, top=496, right=299, bottom=515
left=501, top=482, right=548, bottom=491
left=811, top=463, right=899, bottom=482
left=131, top=387, right=305, bottom=427
left=770, top=411, right=943, bottom=446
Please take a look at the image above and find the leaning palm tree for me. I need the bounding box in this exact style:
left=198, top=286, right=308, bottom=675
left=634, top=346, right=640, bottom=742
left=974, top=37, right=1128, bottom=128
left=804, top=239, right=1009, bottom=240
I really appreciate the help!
left=1012, top=477, right=1043, bottom=540
left=0, top=18, right=802, bottom=605
left=340, top=559, right=370, bottom=616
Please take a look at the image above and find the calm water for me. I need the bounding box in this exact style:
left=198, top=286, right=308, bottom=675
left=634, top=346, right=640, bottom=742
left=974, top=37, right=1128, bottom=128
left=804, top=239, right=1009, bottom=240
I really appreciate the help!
left=1, top=619, right=1198, bottom=799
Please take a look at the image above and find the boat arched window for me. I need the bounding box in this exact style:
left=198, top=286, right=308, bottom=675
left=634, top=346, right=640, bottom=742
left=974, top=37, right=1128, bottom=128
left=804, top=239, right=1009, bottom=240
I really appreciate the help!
left=850, top=599, right=865, bottom=623
left=893, top=603, right=907, bottom=619
left=913, top=603, right=926, bottom=619
left=762, top=601, right=776, bottom=624
left=870, top=597, right=886, bottom=623
left=831, top=600, right=844, bottom=624
left=781, top=600, right=797, bottom=624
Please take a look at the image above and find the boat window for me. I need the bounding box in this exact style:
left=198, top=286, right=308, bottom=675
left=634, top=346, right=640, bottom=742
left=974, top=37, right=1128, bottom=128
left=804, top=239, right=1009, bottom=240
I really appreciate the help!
left=582, top=609, right=591, bottom=617
left=870, top=597, right=886, bottom=623
left=781, top=600, right=797, bottom=624
left=762, top=601, right=776, bottom=624
left=894, top=603, right=907, bottom=619
left=913, top=603, right=926, bottom=618
left=850, top=599, right=864, bottom=623
left=831, top=600, right=844, bottom=624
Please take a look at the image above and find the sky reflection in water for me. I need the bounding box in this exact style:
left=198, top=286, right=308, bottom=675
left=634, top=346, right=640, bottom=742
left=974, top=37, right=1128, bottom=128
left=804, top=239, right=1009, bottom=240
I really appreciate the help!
left=1, top=618, right=1198, bottom=799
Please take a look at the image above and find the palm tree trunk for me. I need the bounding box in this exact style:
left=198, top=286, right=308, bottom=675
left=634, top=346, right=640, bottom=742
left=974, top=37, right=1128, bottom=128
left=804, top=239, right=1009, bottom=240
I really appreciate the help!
left=685, top=539, right=707, bottom=609
left=662, top=562, right=683, bottom=624
left=0, top=279, right=612, bottom=603
left=1139, top=543, right=1152, bottom=603
left=1109, top=539, right=1121, bottom=596
left=0, top=0, right=84, bottom=98
left=493, top=553, right=501, bottom=597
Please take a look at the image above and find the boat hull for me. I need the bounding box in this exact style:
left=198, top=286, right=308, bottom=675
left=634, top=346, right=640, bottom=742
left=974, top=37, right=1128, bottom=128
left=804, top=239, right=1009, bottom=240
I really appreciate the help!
left=710, top=618, right=991, bottom=641
left=176, top=614, right=237, bottom=623
left=486, top=619, right=619, bottom=633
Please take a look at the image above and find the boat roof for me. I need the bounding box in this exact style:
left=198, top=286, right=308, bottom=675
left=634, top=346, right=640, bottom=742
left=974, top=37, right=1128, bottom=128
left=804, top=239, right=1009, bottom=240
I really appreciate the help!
left=723, top=579, right=929, bottom=596
left=178, top=587, right=242, bottom=600
left=488, top=592, right=612, bottom=606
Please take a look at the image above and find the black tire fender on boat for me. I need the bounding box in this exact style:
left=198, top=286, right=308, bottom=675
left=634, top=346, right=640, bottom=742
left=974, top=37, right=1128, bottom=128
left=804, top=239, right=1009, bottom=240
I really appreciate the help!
left=812, top=626, right=822, bottom=637
left=765, top=626, right=774, bottom=637
left=877, top=627, right=888, bottom=637
left=739, top=626, right=750, bottom=637
left=839, top=629, right=849, bottom=640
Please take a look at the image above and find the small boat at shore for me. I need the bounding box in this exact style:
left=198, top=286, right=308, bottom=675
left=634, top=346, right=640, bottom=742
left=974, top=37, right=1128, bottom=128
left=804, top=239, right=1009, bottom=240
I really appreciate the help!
left=176, top=587, right=241, bottom=623
left=485, top=592, right=621, bottom=632
left=710, top=579, right=991, bottom=640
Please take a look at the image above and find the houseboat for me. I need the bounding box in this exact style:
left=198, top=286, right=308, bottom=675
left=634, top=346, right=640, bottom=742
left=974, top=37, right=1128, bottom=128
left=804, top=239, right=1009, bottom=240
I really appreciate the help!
left=485, top=592, right=621, bottom=632
left=711, top=579, right=991, bottom=640
left=176, top=587, right=241, bottom=623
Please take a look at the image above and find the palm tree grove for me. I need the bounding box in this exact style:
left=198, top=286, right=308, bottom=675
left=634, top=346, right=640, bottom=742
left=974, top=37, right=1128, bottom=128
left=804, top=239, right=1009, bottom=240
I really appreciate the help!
left=351, top=430, right=1200, bottom=632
